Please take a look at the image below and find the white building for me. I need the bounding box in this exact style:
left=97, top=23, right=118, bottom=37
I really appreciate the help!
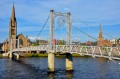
left=110, top=38, right=120, bottom=46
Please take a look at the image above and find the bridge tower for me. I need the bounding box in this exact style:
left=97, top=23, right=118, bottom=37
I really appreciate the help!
left=48, top=10, right=72, bottom=72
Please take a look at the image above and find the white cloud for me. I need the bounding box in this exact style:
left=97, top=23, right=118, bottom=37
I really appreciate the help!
left=28, top=36, right=47, bottom=41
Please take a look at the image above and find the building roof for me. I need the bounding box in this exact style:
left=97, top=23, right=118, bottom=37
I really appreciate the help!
left=17, top=33, right=25, bottom=38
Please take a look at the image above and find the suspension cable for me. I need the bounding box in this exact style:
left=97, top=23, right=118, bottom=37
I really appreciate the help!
left=73, top=26, right=98, bottom=41
left=72, top=15, right=118, bottom=40
left=73, top=26, right=114, bottom=46
left=55, top=25, right=61, bottom=31
left=34, top=15, right=50, bottom=42
left=103, top=32, right=117, bottom=39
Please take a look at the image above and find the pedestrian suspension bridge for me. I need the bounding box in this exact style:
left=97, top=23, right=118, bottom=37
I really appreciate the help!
left=6, top=10, right=120, bottom=72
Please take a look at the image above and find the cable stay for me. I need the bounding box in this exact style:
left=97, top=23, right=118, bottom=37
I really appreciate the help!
left=72, top=15, right=90, bottom=27
left=72, top=15, right=118, bottom=41
left=103, top=32, right=117, bottom=40
left=73, top=26, right=98, bottom=41
left=34, top=15, right=50, bottom=42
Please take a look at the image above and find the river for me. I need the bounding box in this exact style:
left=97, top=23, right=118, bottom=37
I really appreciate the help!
left=0, top=57, right=120, bottom=79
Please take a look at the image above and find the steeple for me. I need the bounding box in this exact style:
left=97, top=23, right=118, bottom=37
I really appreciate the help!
left=11, top=3, right=16, bottom=22
left=98, top=23, right=104, bottom=42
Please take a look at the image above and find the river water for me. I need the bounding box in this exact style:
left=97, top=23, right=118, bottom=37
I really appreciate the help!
left=0, top=57, right=120, bottom=79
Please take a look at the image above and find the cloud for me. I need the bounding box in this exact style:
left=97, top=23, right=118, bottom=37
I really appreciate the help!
left=64, top=8, right=70, bottom=12
left=28, top=36, right=47, bottom=41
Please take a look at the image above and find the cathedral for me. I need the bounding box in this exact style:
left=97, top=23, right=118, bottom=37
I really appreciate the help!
left=2, top=4, right=31, bottom=53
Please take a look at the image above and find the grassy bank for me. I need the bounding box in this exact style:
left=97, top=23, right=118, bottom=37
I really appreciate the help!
left=22, top=53, right=48, bottom=58
left=0, top=54, right=2, bottom=58
left=21, top=53, right=91, bottom=58
left=0, top=53, right=91, bottom=58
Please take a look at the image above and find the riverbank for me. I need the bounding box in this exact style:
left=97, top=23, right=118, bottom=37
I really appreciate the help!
left=0, top=54, right=2, bottom=58
left=0, top=53, right=91, bottom=58
left=21, top=53, right=91, bottom=58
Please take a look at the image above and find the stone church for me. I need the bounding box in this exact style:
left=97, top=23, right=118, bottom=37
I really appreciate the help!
left=97, top=23, right=112, bottom=46
left=2, top=4, right=31, bottom=53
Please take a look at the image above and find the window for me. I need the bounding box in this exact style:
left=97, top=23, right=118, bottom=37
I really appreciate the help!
left=19, top=39, right=23, bottom=46
left=11, top=29, right=15, bottom=35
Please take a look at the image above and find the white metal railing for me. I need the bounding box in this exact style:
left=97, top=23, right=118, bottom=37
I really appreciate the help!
left=8, top=45, right=120, bottom=60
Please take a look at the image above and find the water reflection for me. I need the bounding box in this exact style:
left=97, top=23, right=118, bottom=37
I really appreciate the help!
left=97, top=58, right=108, bottom=79
left=48, top=73, right=55, bottom=79
left=66, top=71, right=73, bottom=79
left=47, top=71, right=73, bottom=79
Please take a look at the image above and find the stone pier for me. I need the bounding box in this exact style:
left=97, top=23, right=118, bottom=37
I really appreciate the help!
left=66, top=53, right=73, bottom=71
left=16, top=54, right=20, bottom=60
left=48, top=53, right=55, bottom=72
left=9, top=52, right=12, bottom=59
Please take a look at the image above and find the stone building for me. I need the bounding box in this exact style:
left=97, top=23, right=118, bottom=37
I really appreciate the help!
left=17, top=33, right=31, bottom=48
left=97, top=24, right=112, bottom=47
left=2, top=4, right=31, bottom=52
left=86, top=41, right=92, bottom=46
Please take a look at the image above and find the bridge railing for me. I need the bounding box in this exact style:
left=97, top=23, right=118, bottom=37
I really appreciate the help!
left=9, top=45, right=120, bottom=60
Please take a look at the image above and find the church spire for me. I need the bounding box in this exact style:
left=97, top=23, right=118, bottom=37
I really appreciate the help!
left=98, top=23, right=104, bottom=42
left=11, top=3, right=16, bottom=21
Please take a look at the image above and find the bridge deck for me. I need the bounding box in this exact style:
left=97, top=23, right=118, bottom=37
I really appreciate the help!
left=8, top=45, right=120, bottom=60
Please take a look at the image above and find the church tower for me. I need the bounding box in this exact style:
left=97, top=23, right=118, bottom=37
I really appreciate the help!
left=97, top=23, right=104, bottom=46
left=9, top=4, right=17, bottom=49
left=98, top=23, right=104, bottom=42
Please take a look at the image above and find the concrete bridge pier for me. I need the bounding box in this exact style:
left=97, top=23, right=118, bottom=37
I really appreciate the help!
left=16, top=53, right=20, bottom=60
left=48, top=52, right=55, bottom=72
left=9, top=52, right=13, bottom=59
left=66, top=53, right=73, bottom=71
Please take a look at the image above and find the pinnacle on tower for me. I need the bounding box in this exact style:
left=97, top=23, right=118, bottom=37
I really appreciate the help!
left=11, top=3, right=16, bottom=21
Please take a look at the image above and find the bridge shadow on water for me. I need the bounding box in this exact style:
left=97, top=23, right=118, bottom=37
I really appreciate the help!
left=12, top=58, right=73, bottom=79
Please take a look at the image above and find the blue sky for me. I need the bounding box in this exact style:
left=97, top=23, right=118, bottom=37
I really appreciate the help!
left=0, top=0, right=120, bottom=43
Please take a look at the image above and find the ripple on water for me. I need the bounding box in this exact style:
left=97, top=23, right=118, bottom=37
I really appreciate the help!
left=0, top=57, right=120, bottom=79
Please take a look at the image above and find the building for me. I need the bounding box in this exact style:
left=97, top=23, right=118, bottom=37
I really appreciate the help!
left=0, top=43, right=3, bottom=53
left=86, top=41, right=92, bottom=46
left=2, top=4, right=31, bottom=52
left=17, top=33, right=31, bottom=48
left=97, top=23, right=112, bottom=47
left=110, top=38, right=120, bottom=46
